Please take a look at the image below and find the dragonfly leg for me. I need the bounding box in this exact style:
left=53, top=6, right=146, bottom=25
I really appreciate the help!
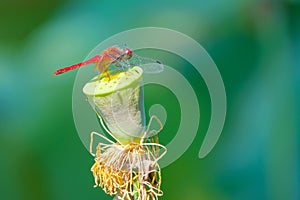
left=105, top=71, right=111, bottom=81
left=98, top=70, right=111, bottom=81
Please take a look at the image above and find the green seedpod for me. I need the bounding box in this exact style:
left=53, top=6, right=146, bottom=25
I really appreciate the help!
left=83, top=66, right=146, bottom=145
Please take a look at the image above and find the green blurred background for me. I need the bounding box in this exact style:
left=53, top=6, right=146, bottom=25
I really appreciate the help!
left=0, top=0, right=299, bottom=199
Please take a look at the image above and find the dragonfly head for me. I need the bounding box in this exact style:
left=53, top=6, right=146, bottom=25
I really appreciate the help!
left=124, top=48, right=133, bottom=60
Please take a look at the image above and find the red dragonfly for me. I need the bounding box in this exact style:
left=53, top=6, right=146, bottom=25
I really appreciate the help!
left=53, top=45, right=163, bottom=76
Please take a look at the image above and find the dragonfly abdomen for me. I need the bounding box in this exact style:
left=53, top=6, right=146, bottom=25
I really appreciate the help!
left=53, top=55, right=102, bottom=75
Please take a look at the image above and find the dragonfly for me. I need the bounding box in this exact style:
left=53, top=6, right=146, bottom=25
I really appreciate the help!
left=53, top=45, right=164, bottom=77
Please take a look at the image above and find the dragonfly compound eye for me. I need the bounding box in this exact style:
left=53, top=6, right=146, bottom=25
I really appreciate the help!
left=124, top=48, right=133, bottom=60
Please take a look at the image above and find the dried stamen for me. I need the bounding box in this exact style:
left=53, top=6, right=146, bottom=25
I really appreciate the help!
left=90, top=134, right=166, bottom=200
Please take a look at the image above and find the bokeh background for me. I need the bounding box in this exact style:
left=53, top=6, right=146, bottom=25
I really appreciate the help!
left=0, top=0, right=299, bottom=199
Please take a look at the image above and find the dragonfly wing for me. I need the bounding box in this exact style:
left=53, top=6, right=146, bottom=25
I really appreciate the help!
left=139, top=62, right=164, bottom=74
left=129, top=54, right=164, bottom=74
